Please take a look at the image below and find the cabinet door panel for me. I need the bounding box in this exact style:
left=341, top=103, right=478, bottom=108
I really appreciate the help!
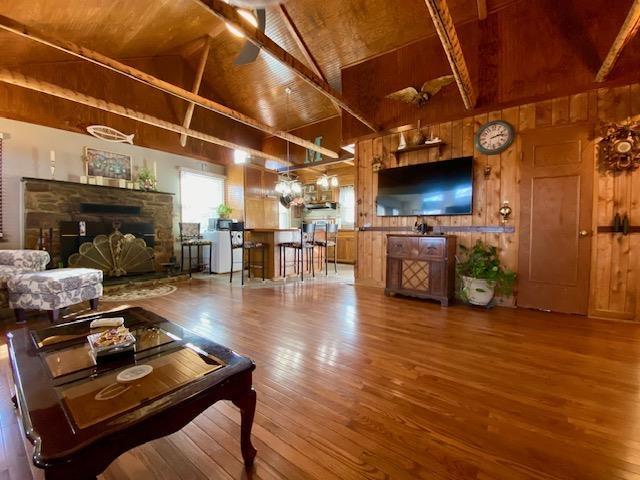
left=387, top=237, right=419, bottom=258
left=245, top=197, right=264, bottom=229
left=419, top=238, right=445, bottom=258
left=263, top=199, right=279, bottom=229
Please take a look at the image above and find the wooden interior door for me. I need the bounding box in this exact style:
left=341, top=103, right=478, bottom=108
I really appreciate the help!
left=518, top=124, right=594, bottom=314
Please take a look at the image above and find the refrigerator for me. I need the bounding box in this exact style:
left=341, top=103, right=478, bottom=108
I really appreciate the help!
left=202, top=230, right=242, bottom=274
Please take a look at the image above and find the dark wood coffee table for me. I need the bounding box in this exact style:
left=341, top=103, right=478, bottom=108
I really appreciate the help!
left=7, top=307, right=257, bottom=480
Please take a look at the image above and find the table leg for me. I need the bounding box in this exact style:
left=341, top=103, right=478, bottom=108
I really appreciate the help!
left=232, top=388, right=257, bottom=468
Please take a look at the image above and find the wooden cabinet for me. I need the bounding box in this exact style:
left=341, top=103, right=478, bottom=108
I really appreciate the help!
left=385, top=234, right=456, bottom=306
left=336, top=230, right=356, bottom=264
left=244, top=166, right=278, bottom=228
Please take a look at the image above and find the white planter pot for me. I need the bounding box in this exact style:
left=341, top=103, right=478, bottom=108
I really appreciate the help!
left=462, top=276, right=496, bottom=306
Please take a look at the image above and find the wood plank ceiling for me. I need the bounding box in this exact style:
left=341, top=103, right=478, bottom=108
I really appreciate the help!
left=0, top=0, right=515, bottom=135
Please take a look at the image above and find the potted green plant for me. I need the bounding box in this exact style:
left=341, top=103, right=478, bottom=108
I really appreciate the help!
left=456, top=240, right=516, bottom=306
left=217, top=203, right=233, bottom=219
left=136, top=166, right=157, bottom=191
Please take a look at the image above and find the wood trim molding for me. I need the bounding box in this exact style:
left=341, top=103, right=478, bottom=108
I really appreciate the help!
left=476, top=0, right=487, bottom=20
left=423, top=0, right=477, bottom=109
left=595, top=0, right=640, bottom=82
left=359, top=225, right=516, bottom=233
left=0, top=14, right=338, bottom=159
left=180, top=37, right=211, bottom=147
left=200, top=0, right=378, bottom=132
left=0, top=69, right=284, bottom=162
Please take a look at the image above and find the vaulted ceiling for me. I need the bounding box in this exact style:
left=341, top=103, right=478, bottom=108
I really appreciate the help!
left=0, top=0, right=515, bottom=132
left=0, top=0, right=638, bottom=163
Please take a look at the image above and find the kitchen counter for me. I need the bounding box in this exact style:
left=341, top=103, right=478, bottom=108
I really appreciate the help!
left=246, top=228, right=302, bottom=280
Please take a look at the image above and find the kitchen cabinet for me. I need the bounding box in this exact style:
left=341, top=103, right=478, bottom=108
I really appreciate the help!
left=244, top=166, right=279, bottom=228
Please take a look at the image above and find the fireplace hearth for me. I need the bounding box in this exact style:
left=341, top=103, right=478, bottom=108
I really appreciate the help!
left=22, top=178, right=174, bottom=272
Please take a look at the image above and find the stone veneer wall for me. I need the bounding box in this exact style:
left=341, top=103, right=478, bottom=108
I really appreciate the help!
left=23, top=178, right=174, bottom=268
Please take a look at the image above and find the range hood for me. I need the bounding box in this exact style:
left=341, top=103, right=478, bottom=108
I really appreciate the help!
left=305, top=202, right=338, bottom=210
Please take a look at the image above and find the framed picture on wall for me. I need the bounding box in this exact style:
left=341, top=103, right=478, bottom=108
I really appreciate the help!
left=84, top=147, right=132, bottom=180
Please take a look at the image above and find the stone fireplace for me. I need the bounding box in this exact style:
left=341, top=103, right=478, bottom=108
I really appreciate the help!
left=23, top=178, right=174, bottom=275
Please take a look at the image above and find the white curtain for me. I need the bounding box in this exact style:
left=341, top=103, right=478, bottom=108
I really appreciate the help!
left=339, top=185, right=355, bottom=228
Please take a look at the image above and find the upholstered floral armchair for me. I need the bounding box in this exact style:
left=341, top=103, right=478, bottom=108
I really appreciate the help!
left=0, top=250, right=50, bottom=309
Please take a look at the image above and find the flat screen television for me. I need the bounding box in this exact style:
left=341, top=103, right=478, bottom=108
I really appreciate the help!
left=376, top=156, right=473, bottom=216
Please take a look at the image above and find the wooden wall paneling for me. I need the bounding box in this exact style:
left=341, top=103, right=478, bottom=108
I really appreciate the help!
left=551, top=96, right=570, bottom=125
left=355, top=83, right=640, bottom=320
left=225, top=164, right=245, bottom=221
left=535, top=100, right=553, bottom=128
left=630, top=169, right=640, bottom=317
left=609, top=173, right=631, bottom=313
left=471, top=113, right=488, bottom=247
left=383, top=132, right=399, bottom=229
left=518, top=103, right=536, bottom=132
left=569, top=93, right=590, bottom=123
left=372, top=137, right=384, bottom=286
left=485, top=110, right=502, bottom=248
left=498, top=107, right=520, bottom=275
left=590, top=84, right=635, bottom=319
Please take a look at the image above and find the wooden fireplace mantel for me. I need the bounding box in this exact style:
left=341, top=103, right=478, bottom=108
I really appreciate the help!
left=21, top=177, right=174, bottom=196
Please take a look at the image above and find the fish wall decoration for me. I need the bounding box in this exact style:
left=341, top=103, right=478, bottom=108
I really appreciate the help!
left=86, top=125, right=135, bottom=145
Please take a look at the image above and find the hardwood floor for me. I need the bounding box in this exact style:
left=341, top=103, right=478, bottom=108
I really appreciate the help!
left=2, top=277, right=640, bottom=479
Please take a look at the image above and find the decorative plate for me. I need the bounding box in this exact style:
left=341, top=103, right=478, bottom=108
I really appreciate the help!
left=116, top=365, right=153, bottom=383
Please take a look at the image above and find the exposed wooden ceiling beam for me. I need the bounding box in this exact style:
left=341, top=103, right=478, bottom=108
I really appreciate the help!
left=277, top=4, right=341, bottom=114
left=200, top=0, right=378, bottom=132
left=0, top=68, right=284, bottom=163
left=423, top=0, right=477, bottom=109
left=0, top=14, right=338, bottom=159
left=276, top=155, right=355, bottom=173
left=595, top=0, right=640, bottom=82
left=476, top=0, right=487, bottom=20
left=180, top=37, right=211, bottom=147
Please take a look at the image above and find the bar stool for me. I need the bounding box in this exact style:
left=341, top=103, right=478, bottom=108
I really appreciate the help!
left=315, top=223, right=338, bottom=275
left=229, top=222, right=266, bottom=285
left=278, top=223, right=315, bottom=282
left=179, top=222, right=212, bottom=276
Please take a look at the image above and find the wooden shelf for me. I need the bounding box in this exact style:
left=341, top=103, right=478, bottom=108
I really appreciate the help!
left=392, top=141, right=443, bottom=155
left=597, top=226, right=640, bottom=234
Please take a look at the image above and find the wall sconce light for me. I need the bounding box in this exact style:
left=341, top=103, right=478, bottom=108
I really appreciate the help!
left=499, top=201, right=512, bottom=224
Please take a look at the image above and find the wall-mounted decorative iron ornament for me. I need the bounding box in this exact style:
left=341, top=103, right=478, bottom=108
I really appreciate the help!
left=499, top=201, right=512, bottom=224
left=597, top=120, right=640, bottom=174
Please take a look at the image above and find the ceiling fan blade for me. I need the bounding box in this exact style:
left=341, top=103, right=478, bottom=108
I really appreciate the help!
left=233, top=9, right=266, bottom=65
left=234, top=42, right=261, bottom=64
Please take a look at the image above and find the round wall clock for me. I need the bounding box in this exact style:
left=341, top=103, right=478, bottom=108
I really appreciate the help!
left=475, top=120, right=515, bottom=155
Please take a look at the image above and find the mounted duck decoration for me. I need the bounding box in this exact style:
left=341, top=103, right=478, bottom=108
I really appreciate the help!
left=86, top=125, right=135, bottom=145
left=386, top=75, right=455, bottom=107
left=597, top=120, right=640, bottom=174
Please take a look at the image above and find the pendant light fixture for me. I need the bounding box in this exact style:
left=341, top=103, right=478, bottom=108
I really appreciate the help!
left=316, top=173, right=339, bottom=189
left=275, top=86, right=303, bottom=199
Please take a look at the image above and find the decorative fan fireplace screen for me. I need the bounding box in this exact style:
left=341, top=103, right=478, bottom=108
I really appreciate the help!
left=68, top=230, right=155, bottom=277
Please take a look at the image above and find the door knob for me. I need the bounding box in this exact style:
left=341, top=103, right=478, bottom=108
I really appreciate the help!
left=579, top=230, right=590, bottom=237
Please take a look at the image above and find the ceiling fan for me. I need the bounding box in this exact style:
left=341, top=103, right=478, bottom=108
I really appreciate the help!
left=225, top=0, right=281, bottom=64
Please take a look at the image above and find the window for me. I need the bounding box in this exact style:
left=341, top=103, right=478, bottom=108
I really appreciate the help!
left=339, top=185, right=355, bottom=228
left=179, top=169, right=225, bottom=232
